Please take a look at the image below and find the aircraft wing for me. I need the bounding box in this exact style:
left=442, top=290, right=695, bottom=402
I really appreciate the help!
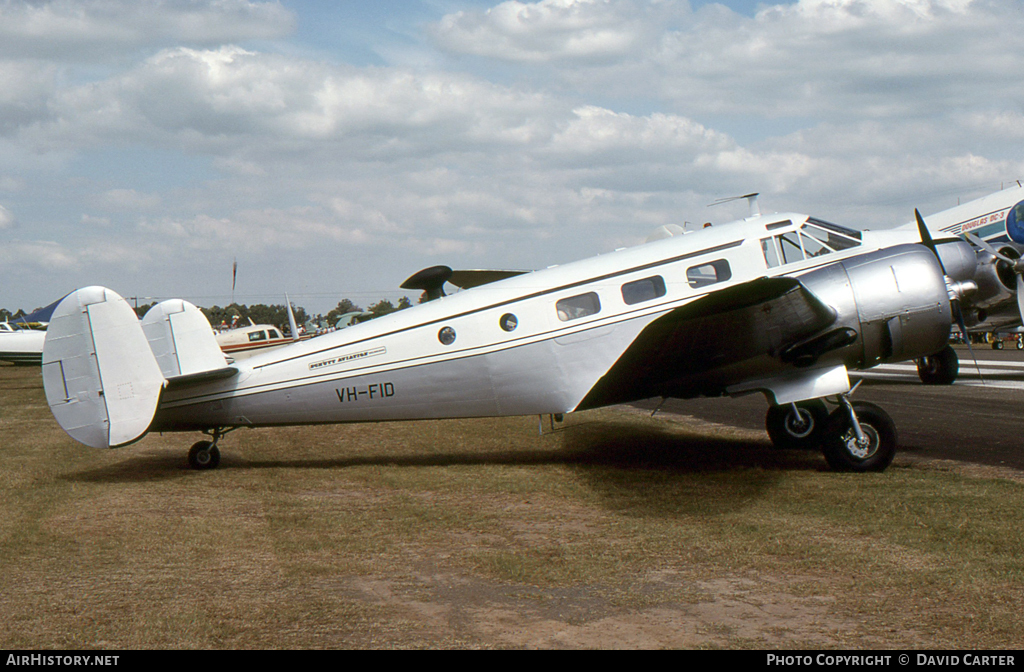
left=448, top=269, right=528, bottom=289
left=578, top=276, right=841, bottom=409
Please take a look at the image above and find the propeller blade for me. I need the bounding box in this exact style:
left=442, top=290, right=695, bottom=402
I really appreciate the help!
left=915, top=208, right=934, bottom=247
left=951, top=299, right=969, bottom=340
left=950, top=298, right=985, bottom=384
left=916, top=208, right=947, bottom=274
left=1017, top=274, right=1024, bottom=325
left=964, top=231, right=1017, bottom=265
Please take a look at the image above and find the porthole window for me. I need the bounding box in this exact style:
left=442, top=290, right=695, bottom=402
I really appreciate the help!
left=556, top=292, right=601, bottom=322
left=621, top=275, right=666, bottom=305
left=499, top=313, right=518, bottom=332
left=438, top=326, right=456, bottom=345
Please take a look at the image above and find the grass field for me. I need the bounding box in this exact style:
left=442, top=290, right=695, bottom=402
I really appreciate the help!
left=2, top=364, right=1023, bottom=649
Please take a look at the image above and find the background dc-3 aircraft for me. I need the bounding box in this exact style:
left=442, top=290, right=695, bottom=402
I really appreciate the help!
left=895, top=183, right=1024, bottom=384
left=43, top=196, right=996, bottom=473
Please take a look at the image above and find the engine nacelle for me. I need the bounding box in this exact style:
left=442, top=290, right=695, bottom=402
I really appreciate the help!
left=962, top=244, right=1024, bottom=325
left=935, top=239, right=980, bottom=284
left=797, top=243, right=957, bottom=369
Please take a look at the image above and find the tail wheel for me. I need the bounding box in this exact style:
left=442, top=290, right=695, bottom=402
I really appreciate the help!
left=821, top=401, right=897, bottom=472
left=766, top=400, right=828, bottom=450
left=916, top=344, right=958, bottom=385
left=188, top=440, right=221, bottom=470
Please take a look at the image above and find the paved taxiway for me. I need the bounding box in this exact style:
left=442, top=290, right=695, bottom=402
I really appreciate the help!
left=639, top=345, right=1024, bottom=471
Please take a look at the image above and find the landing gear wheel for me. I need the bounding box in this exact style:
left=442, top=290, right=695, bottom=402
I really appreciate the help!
left=821, top=401, right=897, bottom=472
left=1017, top=337, right=1023, bottom=350
left=916, top=344, right=958, bottom=385
left=766, top=400, right=828, bottom=450
left=188, top=440, right=221, bottom=470
left=993, top=339, right=1004, bottom=350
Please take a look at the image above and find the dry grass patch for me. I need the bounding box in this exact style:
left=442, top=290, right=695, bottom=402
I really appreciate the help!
left=1, top=366, right=1023, bottom=648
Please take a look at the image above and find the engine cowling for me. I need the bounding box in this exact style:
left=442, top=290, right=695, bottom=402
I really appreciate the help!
left=796, top=243, right=963, bottom=369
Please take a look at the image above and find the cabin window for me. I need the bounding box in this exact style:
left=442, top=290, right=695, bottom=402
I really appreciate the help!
left=438, top=326, right=456, bottom=345
left=686, top=259, right=732, bottom=288
left=499, top=313, right=518, bottom=332
left=248, top=330, right=267, bottom=342
left=556, top=292, right=601, bottom=322
left=621, top=275, right=667, bottom=305
left=268, top=329, right=281, bottom=339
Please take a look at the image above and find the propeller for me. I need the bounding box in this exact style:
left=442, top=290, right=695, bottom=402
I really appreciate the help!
left=917, top=209, right=983, bottom=381
left=916, top=209, right=971, bottom=335
left=963, top=231, right=1024, bottom=323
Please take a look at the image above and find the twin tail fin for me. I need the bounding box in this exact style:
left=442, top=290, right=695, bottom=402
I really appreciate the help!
left=42, top=287, right=232, bottom=449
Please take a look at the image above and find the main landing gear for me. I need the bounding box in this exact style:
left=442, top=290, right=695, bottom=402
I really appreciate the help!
left=916, top=344, right=958, bottom=385
left=766, top=392, right=897, bottom=472
left=187, top=427, right=236, bottom=470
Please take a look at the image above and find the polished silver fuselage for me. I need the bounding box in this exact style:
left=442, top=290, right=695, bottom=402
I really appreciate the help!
left=152, top=214, right=955, bottom=433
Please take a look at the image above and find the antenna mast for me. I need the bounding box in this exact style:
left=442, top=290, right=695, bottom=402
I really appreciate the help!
left=708, top=192, right=761, bottom=218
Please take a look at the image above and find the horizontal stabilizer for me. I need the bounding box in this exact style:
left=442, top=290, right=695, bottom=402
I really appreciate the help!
left=142, top=300, right=228, bottom=378
left=41, top=287, right=164, bottom=449
left=164, top=366, right=237, bottom=391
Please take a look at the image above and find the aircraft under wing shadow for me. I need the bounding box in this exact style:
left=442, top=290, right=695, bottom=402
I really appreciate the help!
left=578, top=277, right=840, bottom=409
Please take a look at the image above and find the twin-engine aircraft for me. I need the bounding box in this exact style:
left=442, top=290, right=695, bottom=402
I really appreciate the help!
left=42, top=202, right=977, bottom=473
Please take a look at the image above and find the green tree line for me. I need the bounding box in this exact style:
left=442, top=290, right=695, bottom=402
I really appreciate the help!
left=2, top=295, right=415, bottom=332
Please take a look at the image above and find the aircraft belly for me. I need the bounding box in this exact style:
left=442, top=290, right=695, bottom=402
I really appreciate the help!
left=151, top=313, right=656, bottom=431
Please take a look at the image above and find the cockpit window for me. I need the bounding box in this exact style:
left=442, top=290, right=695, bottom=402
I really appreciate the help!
left=248, top=330, right=267, bottom=342
left=801, top=222, right=861, bottom=251
left=761, top=237, right=781, bottom=268
left=778, top=232, right=804, bottom=265
left=761, top=220, right=863, bottom=268
left=799, top=231, right=830, bottom=257
left=806, top=217, right=862, bottom=241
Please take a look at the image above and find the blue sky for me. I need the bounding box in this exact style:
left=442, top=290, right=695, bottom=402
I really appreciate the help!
left=1, top=0, right=1022, bottom=314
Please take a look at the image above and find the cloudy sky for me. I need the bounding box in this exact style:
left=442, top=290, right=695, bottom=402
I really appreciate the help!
left=1, top=0, right=1022, bottom=314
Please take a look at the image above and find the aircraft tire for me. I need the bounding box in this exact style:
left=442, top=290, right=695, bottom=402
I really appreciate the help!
left=916, top=345, right=958, bottom=385
left=188, top=441, right=221, bottom=470
left=821, top=401, right=896, bottom=473
left=765, top=400, right=828, bottom=450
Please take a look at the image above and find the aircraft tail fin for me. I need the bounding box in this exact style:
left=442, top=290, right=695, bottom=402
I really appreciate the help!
left=42, top=287, right=165, bottom=449
left=285, top=293, right=300, bottom=341
left=141, top=300, right=228, bottom=378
